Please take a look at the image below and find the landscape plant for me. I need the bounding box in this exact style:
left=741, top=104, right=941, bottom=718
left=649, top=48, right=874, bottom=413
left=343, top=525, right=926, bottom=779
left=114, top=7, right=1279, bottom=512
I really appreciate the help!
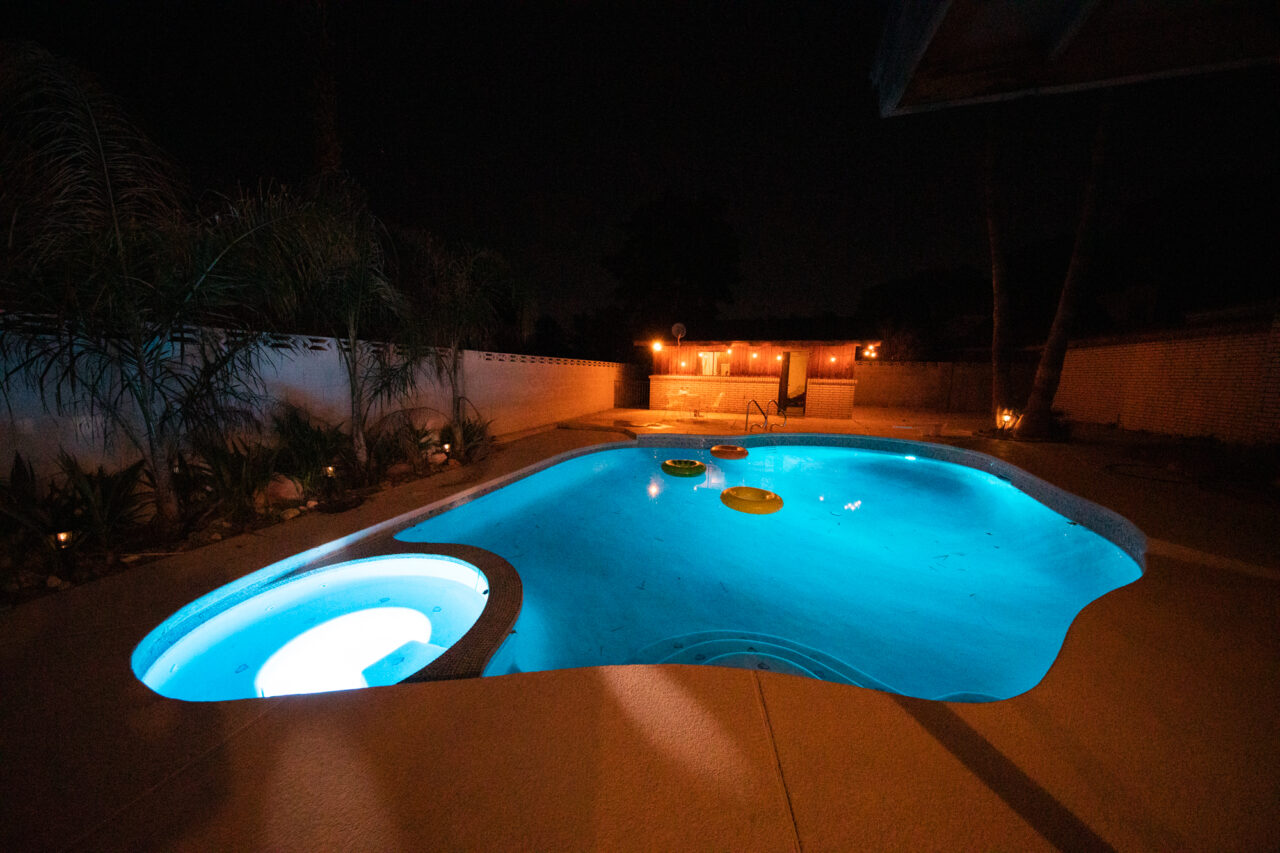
left=0, top=44, right=305, bottom=533
left=283, top=177, right=422, bottom=475
left=271, top=403, right=350, bottom=498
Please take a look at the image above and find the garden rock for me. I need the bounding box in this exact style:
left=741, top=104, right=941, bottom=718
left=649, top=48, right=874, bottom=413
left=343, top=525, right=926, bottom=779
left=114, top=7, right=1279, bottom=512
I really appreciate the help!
left=280, top=508, right=302, bottom=521
left=427, top=452, right=447, bottom=466
left=386, top=462, right=414, bottom=478
left=265, top=474, right=304, bottom=503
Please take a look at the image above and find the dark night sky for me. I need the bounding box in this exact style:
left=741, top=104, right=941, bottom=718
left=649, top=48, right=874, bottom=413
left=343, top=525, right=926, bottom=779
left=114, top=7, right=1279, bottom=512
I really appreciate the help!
left=4, top=1, right=1277, bottom=329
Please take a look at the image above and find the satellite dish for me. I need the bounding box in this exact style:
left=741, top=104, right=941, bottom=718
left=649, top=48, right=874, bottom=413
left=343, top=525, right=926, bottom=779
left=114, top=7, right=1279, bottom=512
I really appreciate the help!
left=671, top=323, right=686, bottom=342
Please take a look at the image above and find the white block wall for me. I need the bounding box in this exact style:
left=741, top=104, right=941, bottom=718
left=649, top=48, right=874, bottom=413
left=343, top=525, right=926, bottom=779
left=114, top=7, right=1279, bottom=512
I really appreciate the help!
left=1, top=338, right=625, bottom=476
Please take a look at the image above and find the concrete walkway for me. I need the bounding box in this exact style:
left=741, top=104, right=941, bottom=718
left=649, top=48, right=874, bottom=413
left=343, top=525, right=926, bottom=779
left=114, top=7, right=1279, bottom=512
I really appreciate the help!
left=2, top=408, right=1276, bottom=851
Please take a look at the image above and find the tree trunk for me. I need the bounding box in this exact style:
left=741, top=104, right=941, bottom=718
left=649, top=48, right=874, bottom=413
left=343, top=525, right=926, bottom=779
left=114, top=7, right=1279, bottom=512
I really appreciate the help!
left=345, top=332, right=368, bottom=468
left=984, top=111, right=1012, bottom=424
left=1016, top=101, right=1111, bottom=440
left=145, top=434, right=181, bottom=535
left=301, top=0, right=343, bottom=177
left=447, top=345, right=466, bottom=460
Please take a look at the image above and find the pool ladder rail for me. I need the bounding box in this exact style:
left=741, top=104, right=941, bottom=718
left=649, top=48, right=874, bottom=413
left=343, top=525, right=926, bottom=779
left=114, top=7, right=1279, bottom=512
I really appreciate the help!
left=745, top=399, right=787, bottom=433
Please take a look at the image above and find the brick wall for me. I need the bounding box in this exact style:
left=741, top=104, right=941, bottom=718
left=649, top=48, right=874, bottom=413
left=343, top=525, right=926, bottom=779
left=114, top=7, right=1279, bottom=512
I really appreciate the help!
left=852, top=362, right=1034, bottom=411
left=1055, top=317, right=1280, bottom=444
left=805, top=379, right=858, bottom=418
left=649, top=375, right=779, bottom=416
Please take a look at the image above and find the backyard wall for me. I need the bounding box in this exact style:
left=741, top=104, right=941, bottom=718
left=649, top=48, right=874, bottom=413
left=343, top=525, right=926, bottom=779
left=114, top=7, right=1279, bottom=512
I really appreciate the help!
left=851, top=361, right=1035, bottom=412
left=1, top=337, right=626, bottom=476
left=1054, top=316, right=1280, bottom=444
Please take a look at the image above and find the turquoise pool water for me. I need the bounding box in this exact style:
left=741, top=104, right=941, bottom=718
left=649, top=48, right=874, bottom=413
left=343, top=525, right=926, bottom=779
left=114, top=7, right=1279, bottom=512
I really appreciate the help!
left=396, top=444, right=1142, bottom=701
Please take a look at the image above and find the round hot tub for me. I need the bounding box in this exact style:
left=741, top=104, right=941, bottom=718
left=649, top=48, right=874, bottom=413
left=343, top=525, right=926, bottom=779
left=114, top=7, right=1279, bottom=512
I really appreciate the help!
left=136, top=554, right=493, bottom=701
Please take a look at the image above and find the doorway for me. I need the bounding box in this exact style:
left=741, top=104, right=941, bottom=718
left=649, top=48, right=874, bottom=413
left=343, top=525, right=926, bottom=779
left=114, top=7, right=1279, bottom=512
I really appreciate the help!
left=776, top=350, right=809, bottom=415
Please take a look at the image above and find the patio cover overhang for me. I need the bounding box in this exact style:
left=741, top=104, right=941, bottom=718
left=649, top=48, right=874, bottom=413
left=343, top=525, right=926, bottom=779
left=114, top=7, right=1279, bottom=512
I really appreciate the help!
left=871, top=0, right=1280, bottom=117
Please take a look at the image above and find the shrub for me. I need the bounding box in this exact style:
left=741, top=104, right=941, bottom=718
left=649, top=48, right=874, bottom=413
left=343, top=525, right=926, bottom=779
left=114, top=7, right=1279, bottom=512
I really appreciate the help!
left=271, top=405, right=350, bottom=497
left=189, top=434, right=278, bottom=523
left=449, top=413, right=494, bottom=463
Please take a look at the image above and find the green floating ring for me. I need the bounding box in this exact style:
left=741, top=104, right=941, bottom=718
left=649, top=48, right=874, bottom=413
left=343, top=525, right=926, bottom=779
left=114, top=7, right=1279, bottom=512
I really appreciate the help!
left=661, top=458, right=706, bottom=477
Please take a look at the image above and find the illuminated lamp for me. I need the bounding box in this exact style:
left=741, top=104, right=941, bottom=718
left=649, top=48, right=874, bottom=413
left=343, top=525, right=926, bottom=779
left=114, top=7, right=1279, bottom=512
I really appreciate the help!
left=751, top=353, right=758, bottom=359
left=324, top=465, right=336, bottom=478
left=776, top=354, right=783, bottom=361
left=651, top=341, right=663, bottom=352
left=829, top=356, right=836, bottom=362
left=52, top=530, right=74, bottom=550
left=996, top=408, right=1021, bottom=431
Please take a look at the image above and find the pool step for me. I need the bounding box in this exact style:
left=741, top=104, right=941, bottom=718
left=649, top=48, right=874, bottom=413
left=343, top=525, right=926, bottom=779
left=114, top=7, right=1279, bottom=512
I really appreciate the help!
left=629, top=631, right=895, bottom=693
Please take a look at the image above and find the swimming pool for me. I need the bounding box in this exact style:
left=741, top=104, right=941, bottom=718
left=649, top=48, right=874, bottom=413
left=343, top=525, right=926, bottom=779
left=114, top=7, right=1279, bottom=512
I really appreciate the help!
left=133, top=435, right=1143, bottom=702
left=393, top=438, right=1142, bottom=701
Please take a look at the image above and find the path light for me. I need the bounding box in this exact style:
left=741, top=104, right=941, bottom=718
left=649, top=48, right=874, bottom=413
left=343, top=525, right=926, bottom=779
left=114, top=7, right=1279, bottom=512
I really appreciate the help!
left=52, top=530, right=74, bottom=550
left=442, top=443, right=451, bottom=454
left=324, top=465, right=336, bottom=478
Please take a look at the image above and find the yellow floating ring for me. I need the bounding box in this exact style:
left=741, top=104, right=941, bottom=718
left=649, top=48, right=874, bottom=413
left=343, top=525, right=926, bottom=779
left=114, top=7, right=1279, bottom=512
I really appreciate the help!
left=710, top=444, right=749, bottom=460
left=720, top=486, right=783, bottom=514
left=661, top=458, right=706, bottom=477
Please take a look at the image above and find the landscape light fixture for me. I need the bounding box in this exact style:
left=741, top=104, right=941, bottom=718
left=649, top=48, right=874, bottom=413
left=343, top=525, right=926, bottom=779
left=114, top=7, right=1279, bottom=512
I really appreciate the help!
left=324, top=465, right=336, bottom=478
left=52, top=531, right=73, bottom=550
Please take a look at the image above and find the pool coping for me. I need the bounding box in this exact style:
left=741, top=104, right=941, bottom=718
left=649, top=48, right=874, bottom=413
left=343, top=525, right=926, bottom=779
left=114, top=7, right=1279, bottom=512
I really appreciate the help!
left=132, top=431, right=1146, bottom=694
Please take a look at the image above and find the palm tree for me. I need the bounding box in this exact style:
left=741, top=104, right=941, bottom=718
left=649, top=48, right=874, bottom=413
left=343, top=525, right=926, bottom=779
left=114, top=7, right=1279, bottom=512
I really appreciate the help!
left=1016, top=99, right=1111, bottom=440
left=0, top=44, right=303, bottom=532
left=984, top=110, right=1013, bottom=424
left=285, top=177, right=413, bottom=471
left=394, top=231, right=506, bottom=459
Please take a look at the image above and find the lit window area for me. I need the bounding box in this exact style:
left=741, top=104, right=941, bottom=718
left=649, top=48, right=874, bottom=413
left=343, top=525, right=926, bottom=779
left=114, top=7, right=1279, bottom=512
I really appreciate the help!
left=697, top=351, right=731, bottom=376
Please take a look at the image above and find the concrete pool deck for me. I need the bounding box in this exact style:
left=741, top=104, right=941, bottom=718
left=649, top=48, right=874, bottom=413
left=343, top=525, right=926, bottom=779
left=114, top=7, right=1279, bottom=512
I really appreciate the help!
left=2, top=407, right=1277, bottom=851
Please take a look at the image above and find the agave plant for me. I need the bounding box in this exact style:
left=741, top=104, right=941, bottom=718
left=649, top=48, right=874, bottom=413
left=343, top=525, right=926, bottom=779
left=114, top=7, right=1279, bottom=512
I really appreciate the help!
left=271, top=403, right=349, bottom=498
left=56, top=452, right=149, bottom=562
left=0, top=452, right=80, bottom=568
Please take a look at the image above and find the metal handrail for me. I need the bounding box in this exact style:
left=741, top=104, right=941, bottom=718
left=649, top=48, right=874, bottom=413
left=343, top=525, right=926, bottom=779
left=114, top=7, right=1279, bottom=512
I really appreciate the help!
left=744, top=399, right=769, bottom=433
left=765, top=400, right=788, bottom=431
